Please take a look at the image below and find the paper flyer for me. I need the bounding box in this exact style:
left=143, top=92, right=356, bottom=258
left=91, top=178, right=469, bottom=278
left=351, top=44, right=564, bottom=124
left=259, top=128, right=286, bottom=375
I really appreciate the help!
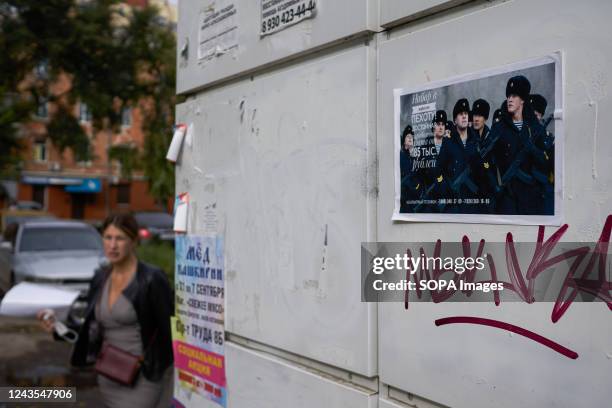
left=172, top=235, right=226, bottom=408
left=393, top=54, right=562, bottom=225
left=174, top=192, right=189, bottom=233
left=166, top=124, right=187, bottom=162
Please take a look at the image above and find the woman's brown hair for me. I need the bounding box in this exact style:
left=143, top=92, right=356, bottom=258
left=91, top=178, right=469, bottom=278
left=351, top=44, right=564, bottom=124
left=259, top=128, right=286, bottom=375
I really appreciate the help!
left=101, top=213, right=139, bottom=242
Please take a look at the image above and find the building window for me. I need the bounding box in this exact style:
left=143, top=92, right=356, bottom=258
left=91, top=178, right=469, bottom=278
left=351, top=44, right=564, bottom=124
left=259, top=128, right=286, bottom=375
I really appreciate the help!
left=36, top=97, right=48, bottom=118
left=32, top=185, right=45, bottom=208
left=79, top=102, right=92, bottom=123
left=33, top=141, right=47, bottom=162
left=117, top=184, right=130, bottom=205
left=121, top=107, right=132, bottom=127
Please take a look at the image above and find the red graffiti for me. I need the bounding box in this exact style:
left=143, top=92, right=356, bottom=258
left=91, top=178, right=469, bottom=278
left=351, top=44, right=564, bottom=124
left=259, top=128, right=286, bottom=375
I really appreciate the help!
left=403, top=215, right=612, bottom=359
left=435, top=316, right=579, bottom=359
left=404, top=215, right=612, bottom=322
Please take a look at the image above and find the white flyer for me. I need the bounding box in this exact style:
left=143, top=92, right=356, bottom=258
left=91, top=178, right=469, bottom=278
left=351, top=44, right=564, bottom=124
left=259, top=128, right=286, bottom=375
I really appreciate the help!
left=260, top=0, right=317, bottom=36
left=198, top=2, right=238, bottom=62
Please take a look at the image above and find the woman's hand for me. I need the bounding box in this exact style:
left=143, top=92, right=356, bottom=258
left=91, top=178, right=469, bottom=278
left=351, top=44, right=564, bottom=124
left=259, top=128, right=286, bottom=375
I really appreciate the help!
left=36, top=309, right=56, bottom=333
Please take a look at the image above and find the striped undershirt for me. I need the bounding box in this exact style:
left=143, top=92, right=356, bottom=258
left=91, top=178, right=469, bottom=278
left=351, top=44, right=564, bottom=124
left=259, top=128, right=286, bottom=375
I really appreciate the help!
left=514, top=120, right=523, bottom=131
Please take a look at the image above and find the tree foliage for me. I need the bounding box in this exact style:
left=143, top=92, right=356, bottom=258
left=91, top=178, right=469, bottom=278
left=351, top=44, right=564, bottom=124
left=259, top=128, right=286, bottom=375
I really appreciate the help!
left=0, top=0, right=178, bottom=203
left=0, top=88, right=32, bottom=173
left=108, top=143, right=140, bottom=180
left=46, top=105, right=91, bottom=161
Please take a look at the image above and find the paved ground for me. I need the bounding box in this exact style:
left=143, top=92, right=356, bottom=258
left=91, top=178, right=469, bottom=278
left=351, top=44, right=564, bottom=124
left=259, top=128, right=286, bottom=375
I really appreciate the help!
left=0, top=316, right=103, bottom=407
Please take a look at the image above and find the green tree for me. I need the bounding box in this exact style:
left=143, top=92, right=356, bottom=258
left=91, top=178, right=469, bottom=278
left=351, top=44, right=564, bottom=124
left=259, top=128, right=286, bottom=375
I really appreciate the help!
left=0, top=89, right=31, bottom=173
left=0, top=0, right=178, bottom=205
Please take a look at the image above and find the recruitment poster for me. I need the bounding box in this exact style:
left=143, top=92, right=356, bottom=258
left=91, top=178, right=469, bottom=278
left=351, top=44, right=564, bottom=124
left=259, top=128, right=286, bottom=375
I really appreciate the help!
left=172, top=235, right=227, bottom=408
left=393, top=54, right=563, bottom=225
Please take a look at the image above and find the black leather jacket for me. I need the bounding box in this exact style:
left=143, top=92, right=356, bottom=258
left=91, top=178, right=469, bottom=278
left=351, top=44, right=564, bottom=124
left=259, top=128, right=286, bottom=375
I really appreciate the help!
left=70, top=261, right=174, bottom=382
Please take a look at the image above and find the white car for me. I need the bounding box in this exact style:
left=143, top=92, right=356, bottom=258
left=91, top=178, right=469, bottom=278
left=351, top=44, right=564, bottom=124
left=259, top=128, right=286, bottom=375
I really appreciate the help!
left=0, top=220, right=105, bottom=323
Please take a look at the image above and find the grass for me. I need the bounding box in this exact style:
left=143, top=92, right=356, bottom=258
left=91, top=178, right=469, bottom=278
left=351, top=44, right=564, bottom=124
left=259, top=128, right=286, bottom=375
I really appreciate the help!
left=136, top=240, right=175, bottom=288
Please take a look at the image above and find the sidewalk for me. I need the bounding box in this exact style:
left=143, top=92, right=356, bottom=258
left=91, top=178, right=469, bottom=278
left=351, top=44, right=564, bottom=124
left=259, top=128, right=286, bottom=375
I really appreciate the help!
left=0, top=316, right=102, bottom=407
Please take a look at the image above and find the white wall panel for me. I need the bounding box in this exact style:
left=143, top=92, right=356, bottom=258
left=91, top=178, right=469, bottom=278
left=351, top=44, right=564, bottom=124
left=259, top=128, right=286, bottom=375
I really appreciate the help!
left=377, top=2, right=612, bottom=406
left=379, top=399, right=404, bottom=408
left=379, top=393, right=444, bottom=408
left=175, top=42, right=378, bottom=376
left=377, top=0, right=612, bottom=245
left=378, top=398, right=419, bottom=408
left=380, top=303, right=611, bottom=408
left=177, top=0, right=380, bottom=93
left=379, top=0, right=471, bottom=28
left=176, top=342, right=377, bottom=408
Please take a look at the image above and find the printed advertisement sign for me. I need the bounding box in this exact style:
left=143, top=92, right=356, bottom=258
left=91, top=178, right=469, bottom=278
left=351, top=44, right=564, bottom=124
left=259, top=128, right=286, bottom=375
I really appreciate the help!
left=172, top=235, right=226, bottom=407
left=260, top=0, right=317, bottom=36
left=393, top=54, right=563, bottom=225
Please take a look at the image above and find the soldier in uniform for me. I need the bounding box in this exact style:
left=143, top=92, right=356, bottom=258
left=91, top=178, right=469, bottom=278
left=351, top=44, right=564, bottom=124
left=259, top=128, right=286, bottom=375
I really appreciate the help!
left=529, top=93, right=555, bottom=214
left=472, top=99, right=491, bottom=141
left=445, top=120, right=454, bottom=137
left=530, top=94, right=547, bottom=122
left=490, top=76, right=551, bottom=214
left=416, top=110, right=452, bottom=212
left=472, top=99, right=497, bottom=212
left=399, top=125, right=422, bottom=212
left=492, top=100, right=508, bottom=125
left=492, top=108, right=503, bottom=125
left=432, top=110, right=447, bottom=155
left=436, top=99, right=482, bottom=213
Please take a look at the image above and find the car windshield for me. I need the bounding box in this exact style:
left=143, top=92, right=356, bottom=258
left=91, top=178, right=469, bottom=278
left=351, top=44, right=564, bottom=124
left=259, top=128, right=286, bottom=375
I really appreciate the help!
left=20, top=227, right=102, bottom=252
left=5, top=215, right=53, bottom=226
left=134, top=212, right=173, bottom=228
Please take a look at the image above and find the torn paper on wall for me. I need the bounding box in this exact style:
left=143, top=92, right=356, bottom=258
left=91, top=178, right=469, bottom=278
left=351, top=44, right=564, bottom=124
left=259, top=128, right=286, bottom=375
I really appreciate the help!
left=174, top=192, right=190, bottom=232
left=198, top=2, right=238, bottom=63
left=167, top=124, right=188, bottom=163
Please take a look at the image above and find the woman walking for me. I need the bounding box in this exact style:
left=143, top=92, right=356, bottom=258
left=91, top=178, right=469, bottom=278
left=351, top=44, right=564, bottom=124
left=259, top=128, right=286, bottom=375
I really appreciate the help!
left=39, top=213, right=174, bottom=408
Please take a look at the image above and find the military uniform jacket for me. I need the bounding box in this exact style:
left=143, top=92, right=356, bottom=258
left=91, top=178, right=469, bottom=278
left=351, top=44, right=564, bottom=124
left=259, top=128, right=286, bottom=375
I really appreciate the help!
left=490, top=107, right=550, bottom=214
left=478, top=125, right=492, bottom=152
left=477, top=124, right=500, bottom=197
left=399, top=150, right=422, bottom=212
left=436, top=128, right=482, bottom=200
left=420, top=137, right=452, bottom=210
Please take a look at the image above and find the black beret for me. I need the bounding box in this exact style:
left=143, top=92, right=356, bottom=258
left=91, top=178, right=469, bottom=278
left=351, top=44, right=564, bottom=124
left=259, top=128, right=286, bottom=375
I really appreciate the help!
left=506, top=75, right=531, bottom=101
left=529, top=94, right=548, bottom=116
left=402, top=125, right=414, bottom=139
left=453, top=98, right=470, bottom=119
left=472, top=99, right=490, bottom=119
left=492, top=109, right=502, bottom=123
left=432, top=110, right=447, bottom=125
